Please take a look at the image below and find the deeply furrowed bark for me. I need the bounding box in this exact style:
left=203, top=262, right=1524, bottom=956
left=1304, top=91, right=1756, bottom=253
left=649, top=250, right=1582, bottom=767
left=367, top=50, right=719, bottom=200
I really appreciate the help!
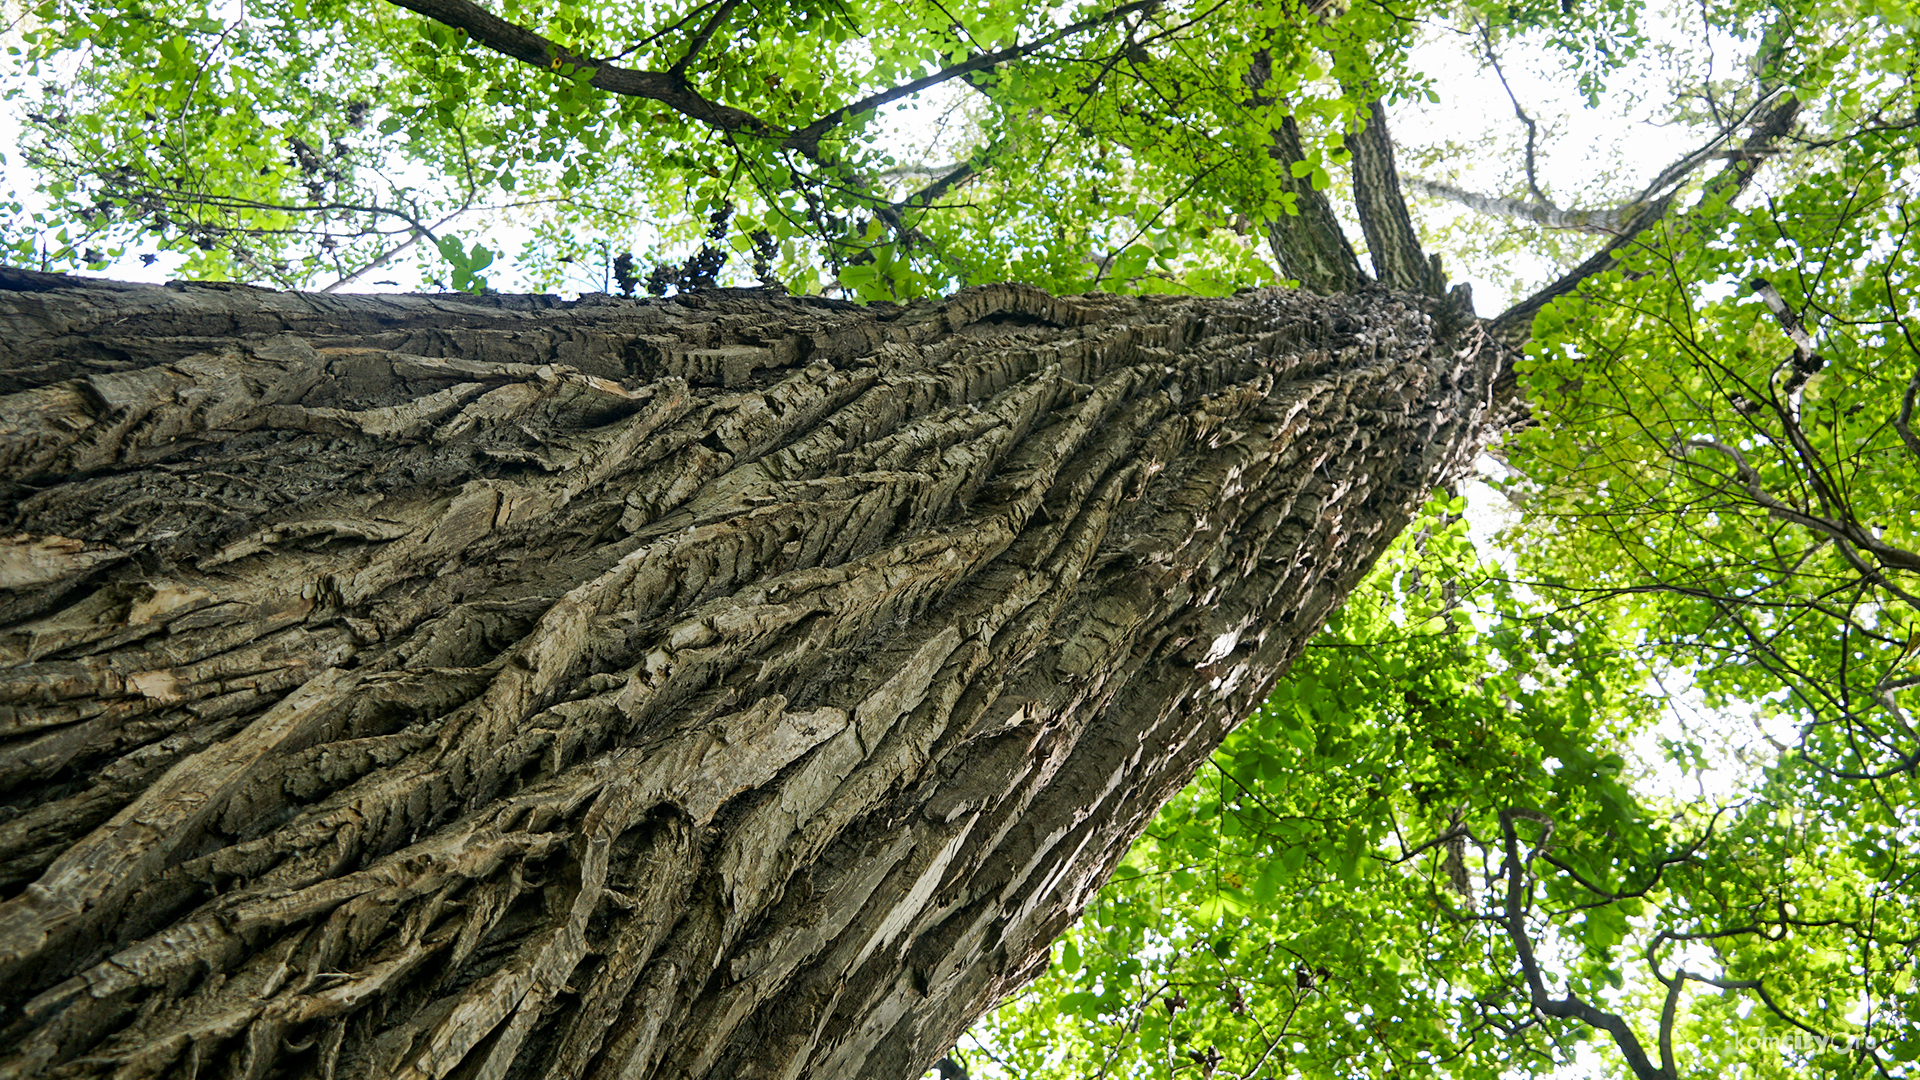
left=0, top=272, right=1499, bottom=1080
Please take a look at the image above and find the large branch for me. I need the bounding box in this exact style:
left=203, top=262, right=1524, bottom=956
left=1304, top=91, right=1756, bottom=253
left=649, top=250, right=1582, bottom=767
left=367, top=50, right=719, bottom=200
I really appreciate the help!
left=1237, top=45, right=1365, bottom=295
left=392, top=0, right=1162, bottom=165
left=897, top=160, right=980, bottom=211
left=1401, top=177, right=1629, bottom=234
left=1626, top=89, right=1792, bottom=209
left=864, top=159, right=981, bottom=216
left=387, top=0, right=777, bottom=136
left=1263, top=114, right=1368, bottom=294
left=1346, top=99, right=1444, bottom=298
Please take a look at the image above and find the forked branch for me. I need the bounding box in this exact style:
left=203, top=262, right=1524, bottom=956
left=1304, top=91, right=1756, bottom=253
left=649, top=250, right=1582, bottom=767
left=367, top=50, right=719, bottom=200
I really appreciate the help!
left=1494, top=809, right=1675, bottom=1080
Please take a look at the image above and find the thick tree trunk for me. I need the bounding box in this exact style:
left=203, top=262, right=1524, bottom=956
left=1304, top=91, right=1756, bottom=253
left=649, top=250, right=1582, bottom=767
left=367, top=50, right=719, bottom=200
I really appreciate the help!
left=0, top=271, right=1499, bottom=1080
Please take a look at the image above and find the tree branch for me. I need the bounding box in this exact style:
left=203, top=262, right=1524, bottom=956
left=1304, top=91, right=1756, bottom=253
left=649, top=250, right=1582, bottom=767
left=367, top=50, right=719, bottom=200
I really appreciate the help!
left=1655, top=972, right=1682, bottom=1078
left=1226, top=44, right=1365, bottom=293
left=1496, top=809, right=1673, bottom=1080
left=1404, top=88, right=1793, bottom=246
left=1478, top=25, right=1552, bottom=208
left=1630, top=88, right=1791, bottom=208
left=1347, top=98, right=1444, bottom=297
left=668, top=0, right=743, bottom=78
left=870, top=161, right=969, bottom=186
left=1750, top=275, right=1818, bottom=358
left=1901, top=363, right=1920, bottom=463
left=385, top=0, right=777, bottom=136
left=1261, top=112, right=1367, bottom=294
left=1885, top=209, right=1920, bottom=463
left=320, top=209, right=463, bottom=292
left=1402, top=176, right=1628, bottom=234
left=1675, top=437, right=1920, bottom=595
left=893, top=160, right=980, bottom=210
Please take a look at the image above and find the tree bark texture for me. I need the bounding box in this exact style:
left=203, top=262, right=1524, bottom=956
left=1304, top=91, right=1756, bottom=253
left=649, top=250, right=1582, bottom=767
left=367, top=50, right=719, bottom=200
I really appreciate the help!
left=0, top=272, right=1500, bottom=1080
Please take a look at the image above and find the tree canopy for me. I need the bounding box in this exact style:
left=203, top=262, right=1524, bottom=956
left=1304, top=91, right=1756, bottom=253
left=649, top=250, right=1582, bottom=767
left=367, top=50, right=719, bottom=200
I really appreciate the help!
left=4, top=0, right=1919, bottom=1074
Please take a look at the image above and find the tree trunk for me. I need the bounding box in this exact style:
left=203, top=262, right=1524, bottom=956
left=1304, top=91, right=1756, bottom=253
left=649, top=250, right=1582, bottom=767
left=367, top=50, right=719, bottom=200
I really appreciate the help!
left=0, top=270, right=1499, bottom=1080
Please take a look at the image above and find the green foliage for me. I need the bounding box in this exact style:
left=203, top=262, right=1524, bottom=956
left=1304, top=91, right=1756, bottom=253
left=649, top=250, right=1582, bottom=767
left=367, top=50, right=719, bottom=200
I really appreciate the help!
left=1510, top=124, right=1920, bottom=781
left=1, top=0, right=1605, bottom=294
left=436, top=234, right=496, bottom=292
left=971, top=494, right=1919, bottom=1079
left=971, top=499, right=1613, bottom=1078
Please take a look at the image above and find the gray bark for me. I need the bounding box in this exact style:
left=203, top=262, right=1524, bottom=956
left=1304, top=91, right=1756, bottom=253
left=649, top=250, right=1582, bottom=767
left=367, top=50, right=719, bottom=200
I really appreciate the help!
left=0, top=270, right=1500, bottom=1080
left=1399, top=177, right=1630, bottom=235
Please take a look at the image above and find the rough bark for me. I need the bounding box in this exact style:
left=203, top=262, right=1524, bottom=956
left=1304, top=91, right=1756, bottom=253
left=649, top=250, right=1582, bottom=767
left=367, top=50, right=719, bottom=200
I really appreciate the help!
left=1346, top=101, right=1447, bottom=299
left=0, top=270, right=1500, bottom=1080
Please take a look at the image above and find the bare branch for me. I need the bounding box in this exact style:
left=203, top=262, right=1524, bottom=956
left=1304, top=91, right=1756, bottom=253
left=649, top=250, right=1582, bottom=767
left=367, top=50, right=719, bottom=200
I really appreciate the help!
left=1478, top=25, right=1552, bottom=208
